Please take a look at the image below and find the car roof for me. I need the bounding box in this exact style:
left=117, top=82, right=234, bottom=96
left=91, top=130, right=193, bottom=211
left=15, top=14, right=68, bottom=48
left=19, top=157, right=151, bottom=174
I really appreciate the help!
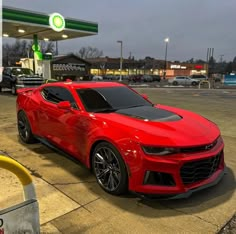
left=42, top=81, right=126, bottom=89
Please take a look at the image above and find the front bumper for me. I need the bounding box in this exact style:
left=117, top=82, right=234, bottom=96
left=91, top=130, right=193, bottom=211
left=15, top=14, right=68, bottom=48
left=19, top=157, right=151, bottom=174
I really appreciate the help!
left=136, top=167, right=226, bottom=200
left=127, top=137, right=225, bottom=197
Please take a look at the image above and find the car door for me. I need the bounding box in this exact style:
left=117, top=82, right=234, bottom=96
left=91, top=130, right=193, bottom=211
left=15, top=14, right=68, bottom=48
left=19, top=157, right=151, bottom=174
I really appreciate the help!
left=177, top=77, right=184, bottom=85
left=2, top=68, right=12, bottom=88
left=37, top=87, right=77, bottom=147
left=37, top=86, right=92, bottom=161
left=185, top=77, right=191, bottom=85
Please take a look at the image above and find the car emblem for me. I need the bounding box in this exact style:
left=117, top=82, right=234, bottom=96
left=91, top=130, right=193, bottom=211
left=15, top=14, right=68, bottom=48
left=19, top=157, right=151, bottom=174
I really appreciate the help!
left=205, top=143, right=213, bottom=150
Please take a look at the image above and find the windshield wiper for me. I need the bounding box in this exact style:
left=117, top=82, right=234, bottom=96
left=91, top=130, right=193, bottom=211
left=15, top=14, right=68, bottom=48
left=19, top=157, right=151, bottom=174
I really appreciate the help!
left=126, top=105, right=145, bottom=109
left=126, top=104, right=155, bottom=109
left=94, top=108, right=117, bottom=113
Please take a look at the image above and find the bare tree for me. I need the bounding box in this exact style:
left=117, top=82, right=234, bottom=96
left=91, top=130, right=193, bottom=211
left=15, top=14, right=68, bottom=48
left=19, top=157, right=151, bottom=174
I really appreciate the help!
left=2, top=39, right=55, bottom=66
left=40, top=41, right=55, bottom=54
left=3, top=43, right=12, bottom=66
left=77, top=46, right=103, bottom=59
left=232, top=56, right=236, bottom=72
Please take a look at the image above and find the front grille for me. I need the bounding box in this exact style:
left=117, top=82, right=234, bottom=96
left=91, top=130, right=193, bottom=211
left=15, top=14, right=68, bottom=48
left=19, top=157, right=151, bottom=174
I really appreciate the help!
left=180, top=151, right=222, bottom=185
left=17, top=78, right=44, bottom=85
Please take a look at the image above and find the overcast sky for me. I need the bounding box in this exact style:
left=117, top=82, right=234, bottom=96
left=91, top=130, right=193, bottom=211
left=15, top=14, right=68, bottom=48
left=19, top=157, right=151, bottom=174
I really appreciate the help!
left=3, top=0, right=236, bottom=62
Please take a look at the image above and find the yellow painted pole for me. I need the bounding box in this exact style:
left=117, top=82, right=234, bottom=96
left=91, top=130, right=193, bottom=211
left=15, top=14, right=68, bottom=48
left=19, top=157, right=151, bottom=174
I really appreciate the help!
left=0, top=155, right=36, bottom=199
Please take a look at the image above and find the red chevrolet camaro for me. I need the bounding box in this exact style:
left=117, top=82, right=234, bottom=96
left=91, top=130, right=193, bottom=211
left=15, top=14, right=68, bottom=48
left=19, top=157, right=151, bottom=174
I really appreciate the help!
left=16, top=81, right=225, bottom=198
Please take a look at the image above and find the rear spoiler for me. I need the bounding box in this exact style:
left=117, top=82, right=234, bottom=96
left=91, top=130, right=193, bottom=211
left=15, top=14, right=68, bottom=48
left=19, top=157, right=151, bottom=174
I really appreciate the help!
left=16, top=87, right=37, bottom=94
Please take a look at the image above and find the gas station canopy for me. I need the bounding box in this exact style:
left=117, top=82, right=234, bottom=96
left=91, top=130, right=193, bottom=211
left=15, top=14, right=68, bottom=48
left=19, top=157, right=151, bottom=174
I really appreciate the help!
left=2, top=6, right=98, bottom=41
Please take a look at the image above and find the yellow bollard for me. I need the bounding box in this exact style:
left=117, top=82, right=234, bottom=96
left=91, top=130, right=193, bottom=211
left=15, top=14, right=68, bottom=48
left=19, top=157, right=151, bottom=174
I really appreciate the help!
left=0, top=155, right=39, bottom=234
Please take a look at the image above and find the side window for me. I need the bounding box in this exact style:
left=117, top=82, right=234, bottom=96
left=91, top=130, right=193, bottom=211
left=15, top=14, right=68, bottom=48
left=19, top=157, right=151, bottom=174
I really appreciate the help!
left=77, top=89, right=111, bottom=111
left=41, top=87, right=78, bottom=109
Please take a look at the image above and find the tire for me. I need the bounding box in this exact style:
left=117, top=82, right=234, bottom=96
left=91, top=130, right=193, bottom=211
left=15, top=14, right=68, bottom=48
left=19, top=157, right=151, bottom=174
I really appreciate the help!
left=92, top=142, right=128, bottom=195
left=173, top=81, right=178, bottom=85
left=0, top=86, right=2, bottom=92
left=192, top=81, right=197, bottom=86
left=17, top=111, right=37, bottom=144
left=11, top=84, right=17, bottom=95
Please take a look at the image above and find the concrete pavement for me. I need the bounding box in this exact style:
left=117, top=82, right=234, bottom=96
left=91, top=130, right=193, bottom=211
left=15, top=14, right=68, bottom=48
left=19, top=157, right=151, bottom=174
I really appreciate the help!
left=0, top=88, right=235, bottom=233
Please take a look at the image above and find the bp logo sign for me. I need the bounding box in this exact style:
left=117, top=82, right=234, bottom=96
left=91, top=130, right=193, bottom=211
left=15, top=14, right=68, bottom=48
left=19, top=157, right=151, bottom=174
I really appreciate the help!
left=49, top=13, right=65, bottom=32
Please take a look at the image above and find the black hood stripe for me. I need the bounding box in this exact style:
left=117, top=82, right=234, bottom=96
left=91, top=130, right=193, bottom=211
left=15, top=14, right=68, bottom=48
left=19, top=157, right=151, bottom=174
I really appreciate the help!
left=116, top=106, right=181, bottom=122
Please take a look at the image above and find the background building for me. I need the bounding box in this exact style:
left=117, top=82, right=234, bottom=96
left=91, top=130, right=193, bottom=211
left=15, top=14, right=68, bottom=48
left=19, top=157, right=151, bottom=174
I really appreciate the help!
left=51, top=54, right=91, bottom=81
left=88, top=57, right=207, bottom=78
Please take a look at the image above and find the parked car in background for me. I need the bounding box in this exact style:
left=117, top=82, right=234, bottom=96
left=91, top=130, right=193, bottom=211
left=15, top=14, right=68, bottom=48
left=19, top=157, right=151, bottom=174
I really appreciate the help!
left=121, top=75, right=129, bottom=81
left=0, top=67, right=44, bottom=95
left=103, top=75, right=120, bottom=80
left=168, top=76, right=200, bottom=86
left=141, top=75, right=153, bottom=82
left=92, top=75, right=103, bottom=81
left=189, top=74, right=208, bottom=81
left=103, top=75, right=113, bottom=80
left=128, top=75, right=142, bottom=82
left=151, top=75, right=161, bottom=82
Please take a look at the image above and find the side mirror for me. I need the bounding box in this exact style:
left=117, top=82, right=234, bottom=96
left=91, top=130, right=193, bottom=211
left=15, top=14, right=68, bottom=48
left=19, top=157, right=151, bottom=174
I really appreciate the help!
left=141, top=94, right=149, bottom=100
left=3, top=72, right=10, bottom=76
left=57, top=101, right=71, bottom=110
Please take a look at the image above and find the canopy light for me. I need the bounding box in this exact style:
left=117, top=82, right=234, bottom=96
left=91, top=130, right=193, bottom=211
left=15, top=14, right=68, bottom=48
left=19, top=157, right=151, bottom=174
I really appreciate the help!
left=62, top=34, right=68, bottom=38
left=44, top=38, right=49, bottom=41
left=3, top=33, right=9, bottom=37
left=49, top=13, right=65, bottom=32
left=18, top=29, right=25, bottom=33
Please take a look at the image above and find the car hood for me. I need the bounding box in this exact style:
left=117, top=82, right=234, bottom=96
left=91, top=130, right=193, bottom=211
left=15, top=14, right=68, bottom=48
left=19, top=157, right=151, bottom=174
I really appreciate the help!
left=16, top=74, right=42, bottom=79
left=95, top=105, right=220, bottom=146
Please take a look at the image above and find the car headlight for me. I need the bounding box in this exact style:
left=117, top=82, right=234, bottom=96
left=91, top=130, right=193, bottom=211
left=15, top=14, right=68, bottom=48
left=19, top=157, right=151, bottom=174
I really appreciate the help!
left=142, top=146, right=180, bottom=156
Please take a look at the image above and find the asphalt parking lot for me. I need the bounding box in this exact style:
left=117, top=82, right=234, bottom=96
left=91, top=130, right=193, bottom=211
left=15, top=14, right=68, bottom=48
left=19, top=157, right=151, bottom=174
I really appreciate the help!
left=0, top=88, right=235, bottom=233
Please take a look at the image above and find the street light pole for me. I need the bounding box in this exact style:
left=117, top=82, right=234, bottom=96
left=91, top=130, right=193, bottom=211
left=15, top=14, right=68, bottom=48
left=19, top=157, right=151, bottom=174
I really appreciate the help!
left=117, top=40, right=123, bottom=81
left=164, top=37, right=169, bottom=80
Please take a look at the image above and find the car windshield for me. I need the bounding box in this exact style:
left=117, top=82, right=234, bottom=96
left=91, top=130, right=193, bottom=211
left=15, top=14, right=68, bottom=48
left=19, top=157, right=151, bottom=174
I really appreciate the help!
left=76, top=86, right=153, bottom=112
left=11, top=68, right=35, bottom=76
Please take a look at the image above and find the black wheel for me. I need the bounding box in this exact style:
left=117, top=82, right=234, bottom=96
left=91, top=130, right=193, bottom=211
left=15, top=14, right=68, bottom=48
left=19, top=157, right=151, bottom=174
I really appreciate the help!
left=173, top=81, right=178, bottom=85
left=92, top=142, right=128, bottom=195
left=0, top=86, right=2, bottom=92
left=17, top=111, right=37, bottom=144
left=192, top=81, right=197, bottom=86
left=11, top=84, right=17, bottom=95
